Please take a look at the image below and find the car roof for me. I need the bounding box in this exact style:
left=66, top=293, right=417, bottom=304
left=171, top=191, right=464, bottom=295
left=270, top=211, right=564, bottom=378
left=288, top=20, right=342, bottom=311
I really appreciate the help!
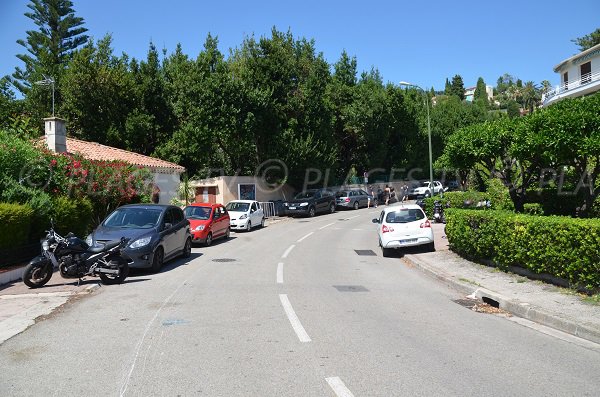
left=380, top=203, right=423, bottom=213
left=118, top=203, right=173, bottom=211
left=186, top=203, right=221, bottom=208
left=228, top=200, right=256, bottom=204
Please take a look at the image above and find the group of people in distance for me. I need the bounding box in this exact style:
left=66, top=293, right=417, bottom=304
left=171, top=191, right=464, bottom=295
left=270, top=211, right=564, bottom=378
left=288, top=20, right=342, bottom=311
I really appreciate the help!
left=367, top=184, right=409, bottom=208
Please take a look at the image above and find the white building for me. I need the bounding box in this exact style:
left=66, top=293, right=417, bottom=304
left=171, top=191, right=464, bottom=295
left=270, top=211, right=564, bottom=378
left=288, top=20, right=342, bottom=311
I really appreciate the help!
left=43, top=117, right=185, bottom=204
left=542, top=43, right=600, bottom=107
left=464, top=85, right=493, bottom=102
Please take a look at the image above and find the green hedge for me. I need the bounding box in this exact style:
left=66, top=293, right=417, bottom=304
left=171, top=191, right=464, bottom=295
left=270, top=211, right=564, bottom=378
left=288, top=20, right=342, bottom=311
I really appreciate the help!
left=50, top=196, right=94, bottom=238
left=445, top=209, right=600, bottom=290
left=422, top=191, right=491, bottom=218
left=0, top=203, right=34, bottom=249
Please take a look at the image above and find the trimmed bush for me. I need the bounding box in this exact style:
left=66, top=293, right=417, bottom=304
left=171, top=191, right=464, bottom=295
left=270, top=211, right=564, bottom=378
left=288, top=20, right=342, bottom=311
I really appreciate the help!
left=523, top=203, right=544, bottom=216
left=445, top=209, right=600, bottom=290
left=422, top=191, right=491, bottom=218
left=50, top=196, right=94, bottom=238
left=0, top=203, right=34, bottom=249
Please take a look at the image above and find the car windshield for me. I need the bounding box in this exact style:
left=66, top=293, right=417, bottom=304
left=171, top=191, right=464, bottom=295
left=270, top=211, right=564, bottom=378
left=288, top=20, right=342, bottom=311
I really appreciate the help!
left=335, top=191, right=349, bottom=198
left=385, top=209, right=425, bottom=223
left=294, top=191, right=316, bottom=199
left=226, top=202, right=250, bottom=212
left=420, top=182, right=430, bottom=187
left=184, top=206, right=212, bottom=220
left=103, top=208, right=162, bottom=228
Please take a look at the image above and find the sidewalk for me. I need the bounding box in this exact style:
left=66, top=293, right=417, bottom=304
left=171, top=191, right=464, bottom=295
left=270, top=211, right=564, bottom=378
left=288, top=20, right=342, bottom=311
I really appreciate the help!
left=403, top=223, right=600, bottom=345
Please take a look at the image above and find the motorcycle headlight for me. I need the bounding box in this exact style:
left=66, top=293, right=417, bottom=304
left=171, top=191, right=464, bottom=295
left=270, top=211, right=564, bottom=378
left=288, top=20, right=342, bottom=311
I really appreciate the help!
left=194, top=225, right=205, bottom=231
left=42, top=240, right=49, bottom=251
left=129, top=236, right=151, bottom=249
left=299, top=202, right=308, bottom=207
left=85, top=235, right=93, bottom=246
left=239, top=214, right=248, bottom=219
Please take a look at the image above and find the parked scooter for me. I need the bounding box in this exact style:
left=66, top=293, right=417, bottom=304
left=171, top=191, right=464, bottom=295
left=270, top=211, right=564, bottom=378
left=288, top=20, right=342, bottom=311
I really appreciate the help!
left=23, top=223, right=130, bottom=288
left=433, top=200, right=446, bottom=223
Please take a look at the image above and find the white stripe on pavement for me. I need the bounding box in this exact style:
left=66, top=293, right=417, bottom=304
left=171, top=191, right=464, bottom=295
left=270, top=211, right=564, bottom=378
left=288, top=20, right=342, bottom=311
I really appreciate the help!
left=281, top=244, right=295, bottom=259
left=319, top=222, right=335, bottom=230
left=279, top=294, right=311, bottom=343
left=346, top=215, right=360, bottom=220
left=326, top=377, right=355, bottom=397
left=277, top=262, right=284, bottom=284
left=297, top=232, right=314, bottom=242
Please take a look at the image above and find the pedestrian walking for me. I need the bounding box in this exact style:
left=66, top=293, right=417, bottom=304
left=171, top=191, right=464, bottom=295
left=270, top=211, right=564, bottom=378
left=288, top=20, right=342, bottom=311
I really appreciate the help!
left=384, top=184, right=391, bottom=205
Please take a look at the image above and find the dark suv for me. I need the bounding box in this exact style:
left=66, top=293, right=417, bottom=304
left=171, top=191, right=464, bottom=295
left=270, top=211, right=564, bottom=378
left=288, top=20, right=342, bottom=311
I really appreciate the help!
left=87, top=204, right=191, bottom=272
left=284, top=189, right=336, bottom=217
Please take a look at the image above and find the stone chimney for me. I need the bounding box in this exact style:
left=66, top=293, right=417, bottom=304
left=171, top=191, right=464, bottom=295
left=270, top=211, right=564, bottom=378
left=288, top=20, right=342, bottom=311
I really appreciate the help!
left=44, top=117, right=67, bottom=153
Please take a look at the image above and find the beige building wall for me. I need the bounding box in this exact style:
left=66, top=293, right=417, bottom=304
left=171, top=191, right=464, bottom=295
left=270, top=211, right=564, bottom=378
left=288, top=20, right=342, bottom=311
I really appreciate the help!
left=191, top=176, right=295, bottom=205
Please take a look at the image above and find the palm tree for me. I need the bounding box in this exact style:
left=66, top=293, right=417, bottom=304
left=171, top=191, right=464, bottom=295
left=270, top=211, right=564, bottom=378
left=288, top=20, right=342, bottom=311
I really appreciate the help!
left=522, top=81, right=541, bottom=113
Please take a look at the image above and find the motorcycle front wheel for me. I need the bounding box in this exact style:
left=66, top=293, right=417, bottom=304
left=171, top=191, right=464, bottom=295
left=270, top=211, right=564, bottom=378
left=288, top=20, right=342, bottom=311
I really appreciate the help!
left=99, top=258, right=129, bottom=285
left=23, top=262, right=53, bottom=288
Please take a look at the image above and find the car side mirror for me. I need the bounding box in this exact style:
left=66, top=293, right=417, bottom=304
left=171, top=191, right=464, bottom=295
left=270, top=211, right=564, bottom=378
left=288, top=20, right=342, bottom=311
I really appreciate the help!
left=164, top=222, right=172, bottom=230
left=372, top=218, right=379, bottom=224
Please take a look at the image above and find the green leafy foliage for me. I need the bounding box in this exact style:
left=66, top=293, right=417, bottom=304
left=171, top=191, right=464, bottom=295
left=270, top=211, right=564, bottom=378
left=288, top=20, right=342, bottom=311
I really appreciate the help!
left=446, top=209, right=600, bottom=290
left=0, top=203, right=34, bottom=249
left=50, top=196, right=93, bottom=237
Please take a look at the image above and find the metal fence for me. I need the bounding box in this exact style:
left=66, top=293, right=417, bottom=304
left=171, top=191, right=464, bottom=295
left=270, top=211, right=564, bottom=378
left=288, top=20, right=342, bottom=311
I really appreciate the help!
left=259, top=201, right=280, bottom=218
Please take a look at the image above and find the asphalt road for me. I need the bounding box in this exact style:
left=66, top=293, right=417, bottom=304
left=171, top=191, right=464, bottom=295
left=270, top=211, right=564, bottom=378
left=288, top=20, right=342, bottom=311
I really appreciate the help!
left=1, top=208, right=599, bottom=396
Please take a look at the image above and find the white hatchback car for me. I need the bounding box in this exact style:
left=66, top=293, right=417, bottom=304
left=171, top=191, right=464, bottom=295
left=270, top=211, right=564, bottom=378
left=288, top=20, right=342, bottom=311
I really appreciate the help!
left=373, top=203, right=434, bottom=257
left=226, top=200, right=265, bottom=231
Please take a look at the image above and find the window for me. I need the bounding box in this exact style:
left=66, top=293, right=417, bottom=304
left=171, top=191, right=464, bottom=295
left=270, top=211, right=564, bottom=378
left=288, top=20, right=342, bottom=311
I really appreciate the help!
left=171, top=208, right=184, bottom=224
left=581, top=62, right=591, bottom=84
left=385, top=209, right=425, bottom=223
left=251, top=202, right=257, bottom=212
left=563, top=72, right=569, bottom=90
left=163, top=209, right=174, bottom=226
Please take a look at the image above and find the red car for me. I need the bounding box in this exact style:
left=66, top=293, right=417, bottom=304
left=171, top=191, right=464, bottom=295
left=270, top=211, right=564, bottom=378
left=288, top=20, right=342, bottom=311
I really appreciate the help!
left=183, top=203, right=230, bottom=246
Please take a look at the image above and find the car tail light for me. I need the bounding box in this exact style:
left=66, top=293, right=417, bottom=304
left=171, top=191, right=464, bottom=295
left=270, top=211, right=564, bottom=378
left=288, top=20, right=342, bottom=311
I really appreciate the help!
left=345, top=198, right=350, bottom=202
left=420, top=220, right=431, bottom=228
left=382, top=225, right=394, bottom=233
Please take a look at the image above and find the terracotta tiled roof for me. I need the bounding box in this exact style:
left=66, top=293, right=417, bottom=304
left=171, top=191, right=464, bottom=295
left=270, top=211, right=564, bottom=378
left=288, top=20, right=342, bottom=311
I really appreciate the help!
left=36, top=137, right=185, bottom=172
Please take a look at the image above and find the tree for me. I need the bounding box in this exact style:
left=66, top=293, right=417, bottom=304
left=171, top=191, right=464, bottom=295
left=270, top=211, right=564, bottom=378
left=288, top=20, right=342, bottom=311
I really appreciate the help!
left=449, top=74, right=465, bottom=100
left=11, top=0, right=88, bottom=115
left=521, top=81, right=540, bottom=114
left=473, top=77, right=488, bottom=106
left=571, top=28, right=600, bottom=51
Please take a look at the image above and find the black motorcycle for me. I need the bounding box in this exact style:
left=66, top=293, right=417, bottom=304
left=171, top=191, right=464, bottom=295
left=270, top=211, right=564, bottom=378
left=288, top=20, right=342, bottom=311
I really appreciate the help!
left=23, top=225, right=130, bottom=288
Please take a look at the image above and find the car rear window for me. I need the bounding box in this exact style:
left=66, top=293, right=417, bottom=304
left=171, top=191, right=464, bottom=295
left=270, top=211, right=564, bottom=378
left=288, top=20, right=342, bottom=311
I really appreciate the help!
left=385, top=209, right=425, bottom=223
left=336, top=191, right=349, bottom=197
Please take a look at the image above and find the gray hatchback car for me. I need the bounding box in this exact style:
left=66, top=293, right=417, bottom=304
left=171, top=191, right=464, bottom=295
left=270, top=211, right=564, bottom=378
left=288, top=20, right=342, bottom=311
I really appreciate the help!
left=87, top=204, right=191, bottom=272
left=335, top=189, right=370, bottom=210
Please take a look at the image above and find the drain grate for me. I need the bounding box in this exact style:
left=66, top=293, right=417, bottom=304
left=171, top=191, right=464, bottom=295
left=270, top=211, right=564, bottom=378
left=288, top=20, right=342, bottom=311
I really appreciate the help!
left=333, top=285, right=369, bottom=292
left=212, top=258, right=237, bottom=263
left=355, top=249, right=376, bottom=256
left=453, top=298, right=478, bottom=309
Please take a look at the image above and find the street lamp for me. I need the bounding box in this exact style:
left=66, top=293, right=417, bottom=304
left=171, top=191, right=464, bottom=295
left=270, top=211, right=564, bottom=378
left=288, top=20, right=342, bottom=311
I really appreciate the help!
left=34, top=75, right=55, bottom=117
left=399, top=81, right=434, bottom=197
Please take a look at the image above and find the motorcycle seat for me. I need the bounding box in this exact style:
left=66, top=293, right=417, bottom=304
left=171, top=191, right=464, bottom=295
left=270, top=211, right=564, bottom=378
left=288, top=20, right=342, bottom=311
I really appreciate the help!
left=88, top=241, right=121, bottom=253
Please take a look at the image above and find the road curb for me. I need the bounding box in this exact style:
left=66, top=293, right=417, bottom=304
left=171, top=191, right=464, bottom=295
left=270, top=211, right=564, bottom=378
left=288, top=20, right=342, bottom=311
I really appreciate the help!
left=403, top=254, right=600, bottom=346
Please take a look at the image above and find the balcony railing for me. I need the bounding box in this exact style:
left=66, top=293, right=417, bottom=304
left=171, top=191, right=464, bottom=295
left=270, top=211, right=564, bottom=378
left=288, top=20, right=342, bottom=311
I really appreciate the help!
left=542, top=69, right=600, bottom=105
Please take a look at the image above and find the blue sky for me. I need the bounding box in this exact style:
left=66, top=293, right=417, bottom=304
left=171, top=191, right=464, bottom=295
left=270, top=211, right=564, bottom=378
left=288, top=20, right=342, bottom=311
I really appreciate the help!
left=1, top=0, right=599, bottom=92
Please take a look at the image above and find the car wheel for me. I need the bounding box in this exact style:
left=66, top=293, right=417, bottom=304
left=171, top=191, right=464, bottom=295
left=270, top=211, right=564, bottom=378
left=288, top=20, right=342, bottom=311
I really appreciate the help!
left=426, top=242, right=435, bottom=252
left=182, top=237, right=192, bottom=258
left=308, top=206, right=316, bottom=217
left=329, top=203, right=335, bottom=213
left=382, top=246, right=394, bottom=258
left=205, top=232, right=213, bottom=247
left=425, top=190, right=431, bottom=198
left=353, top=201, right=359, bottom=210
left=151, top=246, right=164, bottom=273
left=260, top=217, right=265, bottom=228
left=246, top=221, right=252, bottom=232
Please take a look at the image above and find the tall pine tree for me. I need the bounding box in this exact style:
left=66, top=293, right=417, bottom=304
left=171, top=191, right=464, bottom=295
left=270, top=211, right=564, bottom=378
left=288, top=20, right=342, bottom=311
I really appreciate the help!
left=11, top=0, right=88, bottom=113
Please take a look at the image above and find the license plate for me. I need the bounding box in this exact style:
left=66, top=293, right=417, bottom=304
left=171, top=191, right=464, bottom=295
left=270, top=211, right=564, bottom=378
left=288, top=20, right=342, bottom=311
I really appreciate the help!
left=289, top=207, right=296, bottom=210
left=399, top=238, right=417, bottom=244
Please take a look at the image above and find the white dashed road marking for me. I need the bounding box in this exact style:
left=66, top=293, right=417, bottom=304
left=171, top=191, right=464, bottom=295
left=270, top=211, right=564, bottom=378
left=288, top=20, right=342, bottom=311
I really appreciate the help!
left=297, top=232, right=314, bottom=242
left=277, top=262, right=284, bottom=284
left=282, top=244, right=295, bottom=259
left=279, top=294, right=311, bottom=343
left=319, top=222, right=335, bottom=230
left=326, top=376, right=355, bottom=397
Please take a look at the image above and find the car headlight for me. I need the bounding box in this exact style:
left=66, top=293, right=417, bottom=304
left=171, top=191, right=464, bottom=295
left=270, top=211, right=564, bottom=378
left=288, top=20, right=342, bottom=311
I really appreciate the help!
left=129, top=236, right=151, bottom=249
left=299, top=202, right=308, bottom=207
left=42, top=240, right=49, bottom=251
left=283, top=203, right=288, bottom=207
left=85, top=235, right=92, bottom=246
left=194, top=225, right=205, bottom=231
left=239, top=214, right=248, bottom=219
